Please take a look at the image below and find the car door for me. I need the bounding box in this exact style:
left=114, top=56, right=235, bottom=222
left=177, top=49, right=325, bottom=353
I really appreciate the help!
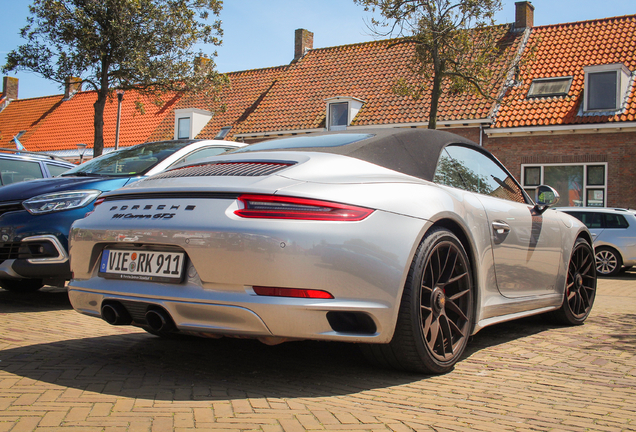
left=441, top=145, right=563, bottom=298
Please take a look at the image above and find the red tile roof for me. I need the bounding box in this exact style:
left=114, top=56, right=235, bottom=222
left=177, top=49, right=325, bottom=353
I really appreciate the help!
left=232, top=25, right=521, bottom=135
left=0, top=94, right=64, bottom=148
left=14, top=90, right=180, bottom=153
left=149, top=66, right=288, bottom=141
left=495, top=14, right=636, bottom=128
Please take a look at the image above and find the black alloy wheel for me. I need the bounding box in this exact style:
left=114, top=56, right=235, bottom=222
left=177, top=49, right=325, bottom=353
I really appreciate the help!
left=361, top=227, right=473, bottom=374
left=550, top=238, right=596, bottom=325
left=418, top=233, right=472, bottom=364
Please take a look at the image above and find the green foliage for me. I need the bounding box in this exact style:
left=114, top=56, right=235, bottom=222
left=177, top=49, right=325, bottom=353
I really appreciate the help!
left=3, top=0, right=226, bottom=156
left=354, top=0, right=523, bottom=129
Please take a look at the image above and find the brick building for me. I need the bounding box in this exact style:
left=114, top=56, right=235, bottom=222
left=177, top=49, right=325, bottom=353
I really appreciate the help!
left=1, top=2, right=635, bottom=207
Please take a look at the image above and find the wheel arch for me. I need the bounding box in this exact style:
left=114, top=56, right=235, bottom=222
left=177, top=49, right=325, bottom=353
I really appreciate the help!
left=576, top=229, right=594, bottom=250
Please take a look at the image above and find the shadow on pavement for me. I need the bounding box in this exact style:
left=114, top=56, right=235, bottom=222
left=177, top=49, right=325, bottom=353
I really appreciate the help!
left=0, top=286, right=71, bottom=313
left=0, top=314, right=563, bottom=401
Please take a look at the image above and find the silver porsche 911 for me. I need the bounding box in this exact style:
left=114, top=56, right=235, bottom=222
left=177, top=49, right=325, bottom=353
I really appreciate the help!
left=68, top=129, right=596, bottom=374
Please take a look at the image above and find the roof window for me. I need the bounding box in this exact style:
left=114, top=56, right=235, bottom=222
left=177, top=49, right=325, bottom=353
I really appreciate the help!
left=583, top=64, right=632, bottom=112
left=527, top=77, right=572, bottom=98
left=325, top=97, right=364, bottom=131
left=214, top=126, right=232, bottom=140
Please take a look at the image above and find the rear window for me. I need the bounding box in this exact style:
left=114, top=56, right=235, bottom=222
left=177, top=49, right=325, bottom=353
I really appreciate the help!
left=231, top=134, right=374, bottom=153
left=604, top=213, right=629, bottom=228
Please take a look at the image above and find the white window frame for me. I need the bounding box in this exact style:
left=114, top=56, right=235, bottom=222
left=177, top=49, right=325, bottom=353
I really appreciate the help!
left=583, top=64, right=631, bottom=112
left=325, top=96, right=364, bottom=131
left=173, top=108, right=213, bottom=140
left=521, top=162, right=608, bottom=207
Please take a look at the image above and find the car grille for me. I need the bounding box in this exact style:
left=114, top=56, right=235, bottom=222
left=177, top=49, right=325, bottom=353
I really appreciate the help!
left=0, top=242, right=21, bottom=260
left=146, top=162, right=293, bottom=180
left=0, top=201, right=24, bottom=217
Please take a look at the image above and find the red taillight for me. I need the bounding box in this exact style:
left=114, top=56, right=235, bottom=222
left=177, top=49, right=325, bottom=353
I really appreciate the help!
left=235, top=194, right=373, bottom=221
left=253, top=286, right=334, bottom=299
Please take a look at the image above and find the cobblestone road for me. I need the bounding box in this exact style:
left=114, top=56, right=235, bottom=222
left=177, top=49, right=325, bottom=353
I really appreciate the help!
left=0, top=274, right=635, bottom=431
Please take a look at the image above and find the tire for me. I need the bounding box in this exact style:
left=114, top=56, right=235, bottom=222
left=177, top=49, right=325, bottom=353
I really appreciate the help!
left=595, top=246, right=622, bottom=277
left=549, top=238, right=597, bottom=325
left=0, top=278, right=44, bottom=292
left=362, top=227, right=473, bottom=374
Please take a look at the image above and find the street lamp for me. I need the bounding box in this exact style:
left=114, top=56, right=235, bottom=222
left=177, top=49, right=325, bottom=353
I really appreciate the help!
left=76, top=143, right=87, bottom=164
left=115, top=90, right=125, bottom=151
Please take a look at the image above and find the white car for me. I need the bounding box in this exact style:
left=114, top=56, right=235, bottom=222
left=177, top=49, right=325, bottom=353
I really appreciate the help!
left=556, top=207, right=636, bottom=276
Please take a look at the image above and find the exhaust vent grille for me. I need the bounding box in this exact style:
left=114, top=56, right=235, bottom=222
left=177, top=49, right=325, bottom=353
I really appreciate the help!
left=147, top=162, right=293, bottom=181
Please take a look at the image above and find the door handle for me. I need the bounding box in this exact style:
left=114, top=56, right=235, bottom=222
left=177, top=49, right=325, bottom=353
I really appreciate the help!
left=492, top=221, right=511, bottom=235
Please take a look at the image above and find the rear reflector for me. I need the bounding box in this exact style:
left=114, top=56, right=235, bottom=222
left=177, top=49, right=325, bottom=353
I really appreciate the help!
left=253, top=286, right=334, bottom=299
left=235, top=194, right=373, bottom=221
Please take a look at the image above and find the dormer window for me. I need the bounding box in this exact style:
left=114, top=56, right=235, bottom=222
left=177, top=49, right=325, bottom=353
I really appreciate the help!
left=583, top=64, right=632, bottom=112
left=527, top=77, right=572, bottom=98
left=325, top=96, right=364, bottom=131
left=173, top=108, right=213, bottom=140
left=177, top=117, right=191, bottom=139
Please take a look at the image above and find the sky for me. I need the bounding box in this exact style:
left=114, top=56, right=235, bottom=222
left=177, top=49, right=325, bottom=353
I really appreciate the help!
left=1, top=0, right=634, bottom=100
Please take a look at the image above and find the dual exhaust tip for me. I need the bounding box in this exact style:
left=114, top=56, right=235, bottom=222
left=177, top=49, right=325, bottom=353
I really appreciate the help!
left=101, top=302, right=175, bottom=333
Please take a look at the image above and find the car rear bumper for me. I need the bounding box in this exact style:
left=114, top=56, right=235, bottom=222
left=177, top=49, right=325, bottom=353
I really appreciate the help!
left=68, top=284, right=393, bottom=343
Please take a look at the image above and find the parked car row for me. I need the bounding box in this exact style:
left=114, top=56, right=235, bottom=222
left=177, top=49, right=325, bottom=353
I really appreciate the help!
left=0, top=130, right=612, bottom=373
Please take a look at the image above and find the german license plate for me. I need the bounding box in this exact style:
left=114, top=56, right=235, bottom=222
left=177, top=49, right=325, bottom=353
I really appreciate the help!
left=99, top=249, right=185, bottom=283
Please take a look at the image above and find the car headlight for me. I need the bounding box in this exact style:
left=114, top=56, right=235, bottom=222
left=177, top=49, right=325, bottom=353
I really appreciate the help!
left=22, top=190, right=102, bottom=215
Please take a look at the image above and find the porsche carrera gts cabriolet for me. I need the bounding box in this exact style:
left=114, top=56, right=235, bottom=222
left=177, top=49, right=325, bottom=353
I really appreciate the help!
left=68, top=129, right=596, bottom=374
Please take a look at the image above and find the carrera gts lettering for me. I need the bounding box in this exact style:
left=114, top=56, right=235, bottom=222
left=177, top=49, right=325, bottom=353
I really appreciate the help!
left=112, top=213, right=176, bottom=219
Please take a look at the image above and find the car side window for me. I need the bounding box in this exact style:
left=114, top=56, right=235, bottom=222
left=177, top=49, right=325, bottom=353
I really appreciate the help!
left=435, top=145, right=527, bottom=204
left=46, top=163, right=72, bottom=177
left=604, top=213, right=628, bottom=228
left=173, top=147, right=235, bottom=166
left=0, top=159, right=44, bottom=185
left=565, top=211, right=602, bottom=228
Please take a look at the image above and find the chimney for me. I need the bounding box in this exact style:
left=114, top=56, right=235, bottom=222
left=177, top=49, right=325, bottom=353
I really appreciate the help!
left=514, top=1, right=534, bottom=31
left=64, top=76, right=82, bottom=99
left=294, top=29, right=313, bottom=62
left=2, top=77, right=18, bottom=100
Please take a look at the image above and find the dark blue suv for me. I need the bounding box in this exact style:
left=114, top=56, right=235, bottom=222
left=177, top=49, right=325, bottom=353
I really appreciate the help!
left=0, top=139, right=242, bottom=292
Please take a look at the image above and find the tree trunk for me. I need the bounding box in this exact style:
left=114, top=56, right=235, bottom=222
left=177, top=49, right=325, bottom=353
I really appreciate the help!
left=93, top=91, right=107, bottom=157
left=92, top=57, right=110, bottom=157
left=428, top=65, right=442, bottom=130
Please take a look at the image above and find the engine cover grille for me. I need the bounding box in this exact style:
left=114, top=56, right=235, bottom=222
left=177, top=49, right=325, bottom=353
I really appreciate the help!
left=147, top=162, right=293, bottom=181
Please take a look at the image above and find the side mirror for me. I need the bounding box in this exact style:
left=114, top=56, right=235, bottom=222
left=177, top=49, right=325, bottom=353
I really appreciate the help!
left=534, top=185, right=560, bottom=214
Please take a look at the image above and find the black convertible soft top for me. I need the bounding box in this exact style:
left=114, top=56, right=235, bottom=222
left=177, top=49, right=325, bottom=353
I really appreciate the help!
left=233, top=128, right=481, bottom=182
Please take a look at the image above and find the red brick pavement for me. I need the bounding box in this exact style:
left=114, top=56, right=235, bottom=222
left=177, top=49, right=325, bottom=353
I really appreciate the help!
left=0, top=275, right=635, bottom=431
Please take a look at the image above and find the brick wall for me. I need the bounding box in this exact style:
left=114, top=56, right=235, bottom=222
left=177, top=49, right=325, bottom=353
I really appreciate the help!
left=485, top=132, right=636, bottom=209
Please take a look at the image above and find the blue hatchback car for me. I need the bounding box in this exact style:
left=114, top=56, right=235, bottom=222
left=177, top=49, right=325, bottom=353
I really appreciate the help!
left=0, top=139, right=242, bottom=292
